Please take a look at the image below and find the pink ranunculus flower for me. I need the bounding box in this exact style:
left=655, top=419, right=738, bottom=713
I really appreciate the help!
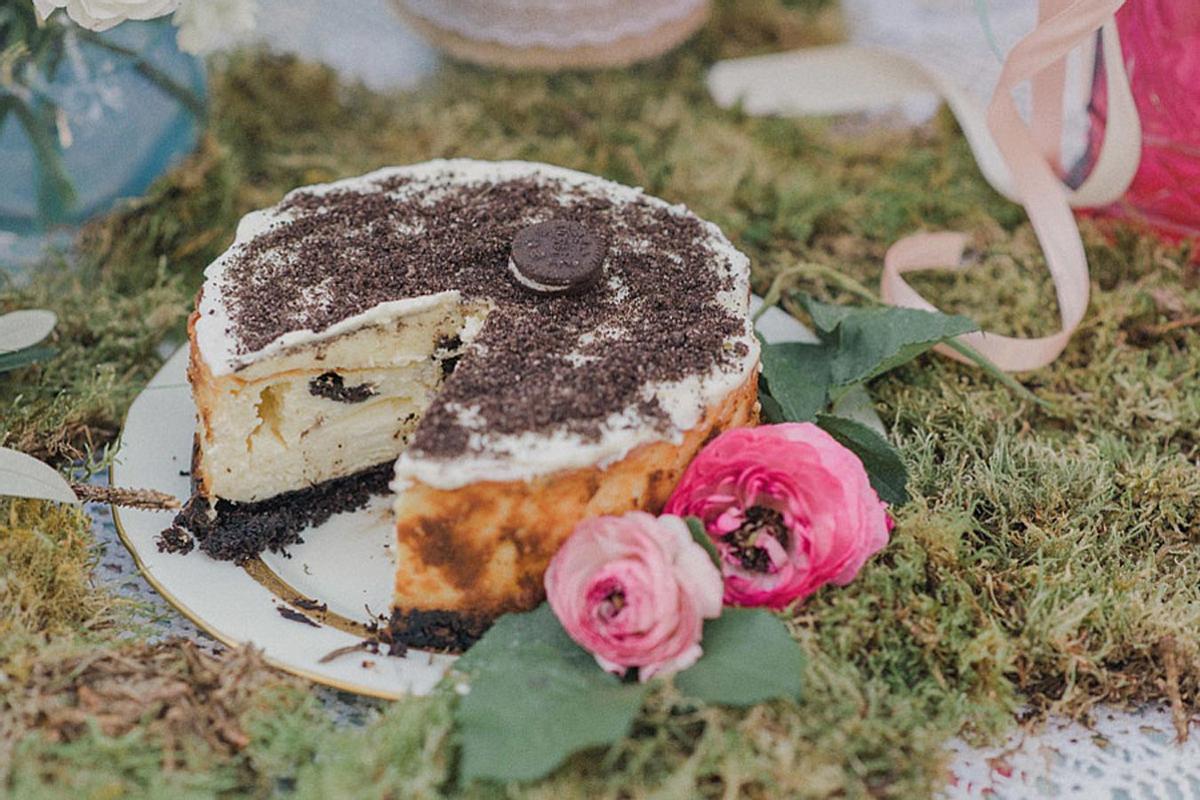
left=664, top=422, right=891, bottom=610
left=544, top=512, right=723, bottom=681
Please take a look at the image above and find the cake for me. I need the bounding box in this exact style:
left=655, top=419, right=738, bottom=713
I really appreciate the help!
left=391, top=0, right=710, bottom=70
left=174, top=159, right=759, bottom=650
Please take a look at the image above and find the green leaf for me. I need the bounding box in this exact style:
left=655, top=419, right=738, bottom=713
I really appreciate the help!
left=799, top=296, right=977, bottom=387
left=454, top=605, right=650, bottom=784
left=816, top=414, right=909, bottom=506
left=0, top=345, right=56, bottom=374
left=756, top=301, right=974, bottom=426
left=758, top=340, right=833, bottom=423
left=799, top=295, right=855, bottom=335
left=685, top=516, right=722, bottom=570
left=675, top=609, right=804, bottom=707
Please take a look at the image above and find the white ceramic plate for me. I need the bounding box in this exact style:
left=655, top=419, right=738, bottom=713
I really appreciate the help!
left=111, top=300, right=882, bottom=698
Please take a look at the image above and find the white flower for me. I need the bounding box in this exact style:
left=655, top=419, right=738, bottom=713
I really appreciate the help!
left=32, top=0, right=180, bottom=31
left=173, top=0, right=257, bottom=55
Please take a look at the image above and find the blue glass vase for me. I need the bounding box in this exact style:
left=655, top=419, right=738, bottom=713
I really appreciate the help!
left=0, top=17, right=206, bottom=272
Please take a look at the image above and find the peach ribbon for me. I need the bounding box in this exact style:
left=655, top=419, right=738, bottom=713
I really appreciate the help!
left=884, top=0, right=1132, bottom=371
left=709, top=0, right=1141, bottom=372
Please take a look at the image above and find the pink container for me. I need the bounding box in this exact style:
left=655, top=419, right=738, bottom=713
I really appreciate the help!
left=1083, top=0, right=1200, bottom=246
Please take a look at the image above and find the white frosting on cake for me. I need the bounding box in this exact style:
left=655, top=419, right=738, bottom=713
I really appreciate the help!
left=396, top=0, right=707, bottom=49
left=194, top=159, right=757, bottom=492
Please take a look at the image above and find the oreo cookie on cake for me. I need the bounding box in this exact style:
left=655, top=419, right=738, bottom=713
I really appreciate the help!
left=176, top=159, right=759, bottom=650
left=508, top=220, right=606, bottom=295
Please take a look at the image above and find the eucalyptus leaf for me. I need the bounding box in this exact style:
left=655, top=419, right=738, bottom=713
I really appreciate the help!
left=0, top=447, right=79, bottom=504
left=758, top=339, right=833, bottom=423
left=815, top=414, right=909, bottom=506
left=675, top=609, right=804, bottom=706
left=0, top=309, right=57, bottom=353
left=455, top=605, right=649, bottom=784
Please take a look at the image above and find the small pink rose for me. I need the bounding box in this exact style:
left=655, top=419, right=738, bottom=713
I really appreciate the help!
left=665, top=422, right=891, bottom=610
left=545, top=511, right=724, bottom=681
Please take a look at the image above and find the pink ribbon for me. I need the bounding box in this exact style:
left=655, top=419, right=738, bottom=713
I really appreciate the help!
left=881, top=0, right=1128, bottom=372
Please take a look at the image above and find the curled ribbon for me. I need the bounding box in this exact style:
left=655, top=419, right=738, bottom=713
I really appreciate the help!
left=708, top=0, right=1141, bottom=372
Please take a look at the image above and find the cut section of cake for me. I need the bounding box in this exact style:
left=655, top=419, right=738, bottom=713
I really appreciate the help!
left=175, top=159, right=759, bottom=649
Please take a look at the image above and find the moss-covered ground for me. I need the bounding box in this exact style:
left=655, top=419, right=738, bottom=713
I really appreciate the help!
left=2, top=1, right=1197, bottom=796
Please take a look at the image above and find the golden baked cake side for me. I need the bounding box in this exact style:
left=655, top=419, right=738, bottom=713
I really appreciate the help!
left=389, top=370, right=759, bottom=650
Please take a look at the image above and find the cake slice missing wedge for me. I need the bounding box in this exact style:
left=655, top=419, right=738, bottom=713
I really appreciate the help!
left=189, top=293, right=488, bottom=508
left=172, top=159, right=760, bottom=651
left=177, top=292, right=490, bottom=558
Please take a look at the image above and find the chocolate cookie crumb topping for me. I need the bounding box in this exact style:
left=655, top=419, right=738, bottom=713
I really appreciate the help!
left=215, top=168, right=749, bottom=462
left=292, top=597, right=328, bottom=612
left=388, top=607, right=493, bottom=652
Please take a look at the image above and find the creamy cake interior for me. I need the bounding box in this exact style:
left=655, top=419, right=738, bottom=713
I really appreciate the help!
left=196, top=295, right=489, bottom=504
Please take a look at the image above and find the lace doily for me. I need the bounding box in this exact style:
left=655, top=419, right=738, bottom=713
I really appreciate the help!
left=946, top=709, right=1199, bottom=798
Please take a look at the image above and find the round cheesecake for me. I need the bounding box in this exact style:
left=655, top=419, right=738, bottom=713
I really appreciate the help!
left=391, top=0, right=710, bottom=70
left=176, top=159, right=759, bottom=650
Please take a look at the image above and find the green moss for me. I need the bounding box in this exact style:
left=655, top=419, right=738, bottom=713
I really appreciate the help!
left=1, top=0, right=1198, bottom=795
left=0, top=500, right=118, bottom=680
left=5, top=683, right=333, bottom=800
left=0, top=266, right=191, bottom=462
left=7, top=728, right=244, bottom=800
left=287, top=693, right=454, bottom=799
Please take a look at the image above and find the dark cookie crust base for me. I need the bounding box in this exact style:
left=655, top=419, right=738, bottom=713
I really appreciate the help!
left=388, top=607, right=495, bottom=653
left=163, top=462, right=497, bottom=653
left=168, top=462, right=393, bottom=562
